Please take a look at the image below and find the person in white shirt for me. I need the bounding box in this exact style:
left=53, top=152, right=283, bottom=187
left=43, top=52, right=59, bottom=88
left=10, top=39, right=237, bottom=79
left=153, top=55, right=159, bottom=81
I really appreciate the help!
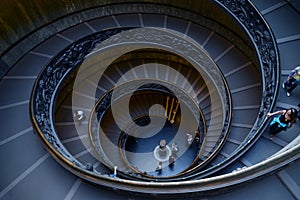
left=282, top=66, right=300, bottom=96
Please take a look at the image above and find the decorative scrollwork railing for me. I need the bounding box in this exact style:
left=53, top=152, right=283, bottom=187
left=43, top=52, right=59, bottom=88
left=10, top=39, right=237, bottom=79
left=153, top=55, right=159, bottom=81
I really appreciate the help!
left=89, top=80, right=208, bottom=177
left=30, top=28, right=131, bottom=169
left=187, top=0, right=280, bottom=179
left=217, top=0, right=279, bottom=122
left=29, top=0, right=281, bottom=196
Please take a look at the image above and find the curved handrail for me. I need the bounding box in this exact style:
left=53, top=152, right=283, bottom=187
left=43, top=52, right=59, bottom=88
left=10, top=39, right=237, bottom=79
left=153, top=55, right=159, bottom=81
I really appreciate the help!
left=30, top=28, right=130, bottom=172
left=71, top=143, right=300, bottom=196
left=90, top=80, right=208, bottom=178
left=29, top=0, right=281, bottom=195
left=31, top=24, right=232, bottom=182
left=186, top=0, right=280, bottom=179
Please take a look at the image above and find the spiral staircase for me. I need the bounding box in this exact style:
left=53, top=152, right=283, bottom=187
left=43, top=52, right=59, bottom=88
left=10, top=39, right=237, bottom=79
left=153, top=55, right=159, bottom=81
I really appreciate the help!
left=1, top=1, right=300, bottom=199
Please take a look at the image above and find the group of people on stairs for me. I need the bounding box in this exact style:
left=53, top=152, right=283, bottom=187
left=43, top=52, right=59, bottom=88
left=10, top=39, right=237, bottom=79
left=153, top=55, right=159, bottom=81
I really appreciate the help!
left=267, top=66, right=300, bottom=138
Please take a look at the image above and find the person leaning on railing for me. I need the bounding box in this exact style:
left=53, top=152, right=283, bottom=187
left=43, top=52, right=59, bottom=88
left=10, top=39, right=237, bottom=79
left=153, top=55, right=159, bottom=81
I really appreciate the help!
left=267, top=108, right=298, bottom=138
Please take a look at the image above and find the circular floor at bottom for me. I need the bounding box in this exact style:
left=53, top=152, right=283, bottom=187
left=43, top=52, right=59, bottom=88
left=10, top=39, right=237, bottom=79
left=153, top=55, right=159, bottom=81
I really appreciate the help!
left=124, top=119, right=201, bottom=177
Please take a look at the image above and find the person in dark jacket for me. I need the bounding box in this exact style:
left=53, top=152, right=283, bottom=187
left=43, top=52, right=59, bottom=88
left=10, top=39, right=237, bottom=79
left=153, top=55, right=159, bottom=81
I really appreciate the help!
left=267, top=108, right=298, bottom=138
left=282, top=66, right=300, bottom=96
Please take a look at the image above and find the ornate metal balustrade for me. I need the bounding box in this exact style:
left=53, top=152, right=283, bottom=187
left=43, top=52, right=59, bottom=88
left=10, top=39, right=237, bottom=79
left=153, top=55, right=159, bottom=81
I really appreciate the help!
left=31, top=28, right=130, bottom=169
left=31, top=25, right=231, bottom=182
left=90, top=83, right=208, bottom=181
left=188, top=0, right=280, bottom=178
left=29, top=0, right=283, bottom=197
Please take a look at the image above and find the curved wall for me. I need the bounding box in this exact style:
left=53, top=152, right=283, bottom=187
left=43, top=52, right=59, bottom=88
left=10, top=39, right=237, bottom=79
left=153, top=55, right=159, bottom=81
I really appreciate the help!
left=0, top=0, right=254, bottom=77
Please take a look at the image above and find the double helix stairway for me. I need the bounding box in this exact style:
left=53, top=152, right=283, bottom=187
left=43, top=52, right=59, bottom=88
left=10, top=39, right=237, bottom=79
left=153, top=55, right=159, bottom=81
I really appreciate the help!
left=1, top=0, right=300, bottom=199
